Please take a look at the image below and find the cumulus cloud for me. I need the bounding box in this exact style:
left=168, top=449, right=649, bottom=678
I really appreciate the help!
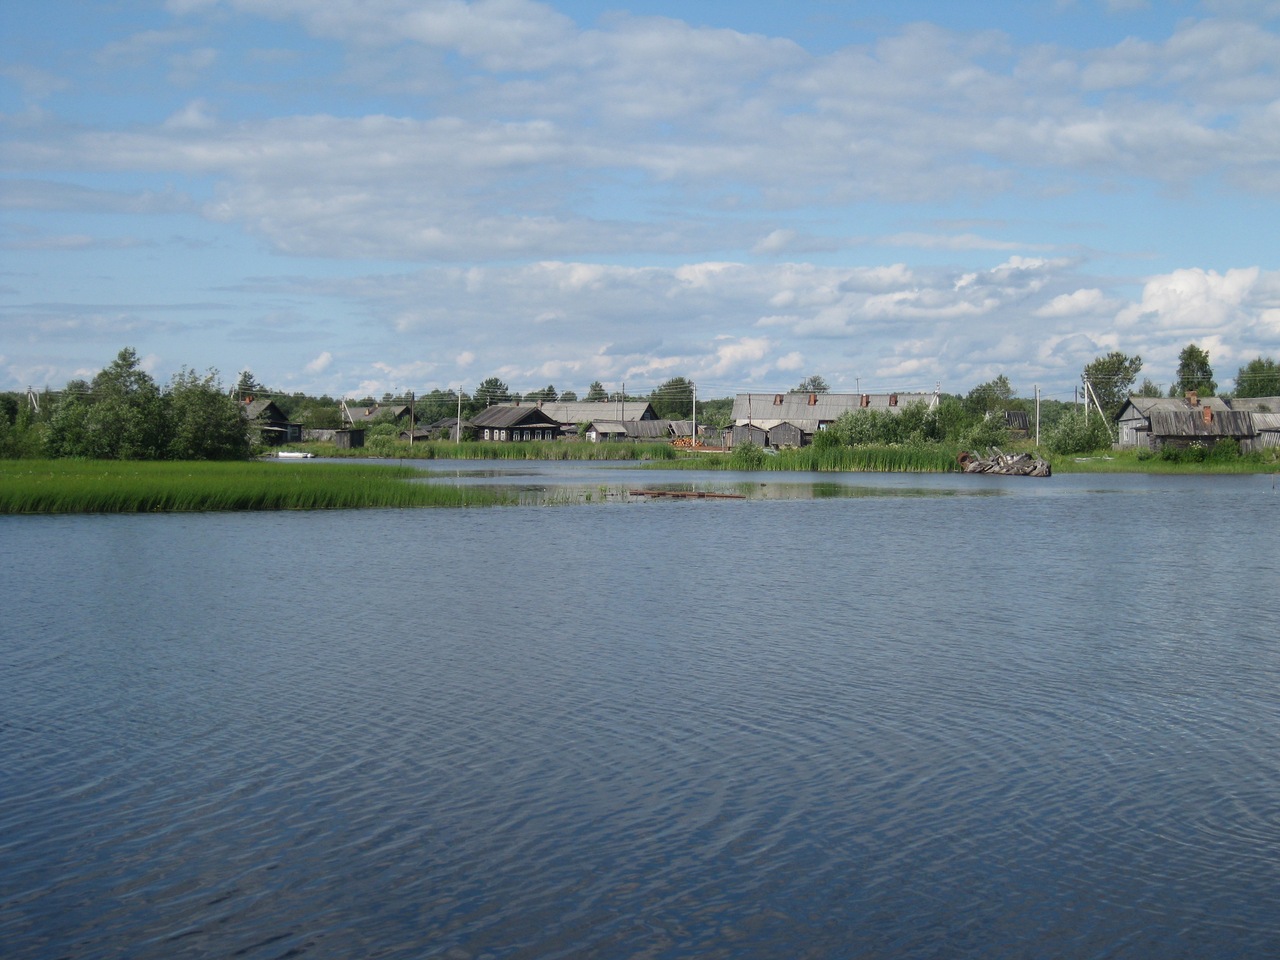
left=1116, top=266, right=1260, bottom=332
left=6, top=1, right=1280, bottom=396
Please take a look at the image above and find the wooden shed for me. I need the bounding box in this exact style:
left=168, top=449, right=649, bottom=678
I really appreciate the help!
left=766, top=421, right=805, bottom=448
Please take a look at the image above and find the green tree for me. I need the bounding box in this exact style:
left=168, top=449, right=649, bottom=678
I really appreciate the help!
left=1233, top=356, right=1280, bottom=398
left=526, top=384, right=558, bottom=403
left=560, top=389, right=578, bottom=402
left=82, top=347, right=167, bottom=459
left=1082, top=352, right=1143, bottom=420
left=1171, top=343, right=1216, bottom=397
left=585, top=380, right=608, bottom=402
left=650, top=377, right=694, bottom=419
left=1136, top=377, right=1163, bottom=397
left=474, top=377, right=510, bottom=407
left=790, top=374, right=830, bottom=394
left=1045, top=410, right=1113, bottom=455
left=964, top=375, right=1015, bottom=418
left=167, top=368, right=251, bottom=460
left=235, top=369, right=264, bottom=398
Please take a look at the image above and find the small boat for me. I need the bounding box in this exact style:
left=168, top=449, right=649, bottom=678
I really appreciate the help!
left=276, top=451, right=316, bottom=459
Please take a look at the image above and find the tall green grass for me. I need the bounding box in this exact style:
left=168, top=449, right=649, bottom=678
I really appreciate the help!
left=0, top=460, right=513, bottom=513
left=301, top=439, right=681, bottom=461
left=675, top=444, right=963, bottom=473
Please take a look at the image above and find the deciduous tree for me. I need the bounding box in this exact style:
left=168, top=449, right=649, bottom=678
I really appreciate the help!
left=1171, top=343, right=1216, bottom=397
left=1232, top=356, right=1280, bottom=398
left=1082, top=352, right=1143, bottom=419
left=790, top=374, right=830, bottom=394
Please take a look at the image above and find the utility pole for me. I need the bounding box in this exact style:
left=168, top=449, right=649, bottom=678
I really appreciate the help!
left=456, top=386, right=462, bottom=444
left=408, top=390, right=415, bottom=446
left=692, top=381, right=697, bottom=448
left=1032, top=383, right=1039, bottom=447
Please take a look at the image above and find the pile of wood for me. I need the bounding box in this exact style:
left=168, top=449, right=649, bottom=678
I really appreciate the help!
left=958, top=447, right=1051, bottom=477
left=671, top=436, right=697, bottom=448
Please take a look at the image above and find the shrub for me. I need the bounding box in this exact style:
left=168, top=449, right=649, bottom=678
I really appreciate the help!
left=1045, top=411, right=1112, bottom=455
left=729, top=441, right=767, bottom=469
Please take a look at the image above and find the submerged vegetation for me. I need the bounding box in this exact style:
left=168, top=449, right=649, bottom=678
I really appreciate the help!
left=0, top=461, right=512, bottom=514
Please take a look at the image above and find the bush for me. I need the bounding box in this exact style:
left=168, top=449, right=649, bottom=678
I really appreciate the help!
left=729, top=441, right=767, bottom=469
left=960, top=414, right=1011, bottom=450
left=1045, top=411, right=1112, bottom=455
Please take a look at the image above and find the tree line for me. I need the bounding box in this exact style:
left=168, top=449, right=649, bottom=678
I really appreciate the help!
left=3, top=343, right=1276, bottom=460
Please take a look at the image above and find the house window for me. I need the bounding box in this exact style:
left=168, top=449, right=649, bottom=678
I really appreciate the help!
left=500, top=430, right=507, bottom=441
left=484, top=429, right=491, bottom=440
left=524, top=430, right=531, bottom=441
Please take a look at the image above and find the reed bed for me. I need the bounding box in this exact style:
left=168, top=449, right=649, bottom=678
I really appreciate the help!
left=302, top=440, right=681, bottom=461
left=0, top=460, right=512, bottom=514
left=673, top=444, right=963, bottom=473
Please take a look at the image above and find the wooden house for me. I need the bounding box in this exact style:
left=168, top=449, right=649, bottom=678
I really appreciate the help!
left=343, top=403, right=412, bottom=426
left=1116, top=395, right=1234, bottom=449
left=537, top=400, right=658, bottom=434
left=241, top=398, right=301, bottom=445
left=471, top=404, right=560, bottom=442
left=728, top=391, right=938, bottom=448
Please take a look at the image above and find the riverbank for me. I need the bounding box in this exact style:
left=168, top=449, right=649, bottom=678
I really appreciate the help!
left=0, top=460, right=513, bottom=513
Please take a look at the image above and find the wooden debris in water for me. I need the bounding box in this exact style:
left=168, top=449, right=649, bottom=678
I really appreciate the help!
left=629, top=489, right=746, bottom=499
left=958, top=447, right=1052, bottom=477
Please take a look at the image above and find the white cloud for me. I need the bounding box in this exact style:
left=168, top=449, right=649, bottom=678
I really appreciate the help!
left=305, top=351, right=333, bottom=374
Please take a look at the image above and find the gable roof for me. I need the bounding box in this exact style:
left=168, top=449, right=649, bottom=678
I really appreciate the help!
left=242, top=398, right=287, bottom=422
left=1118, top=395, right=1231, bottom=422
left=344, top=403, right=411, bottom=424
left=1148, top=410, right=1255, bottom=438
left=730, top=391, right=937, bottom=424
left=1226, top=396, right=1280, bottom=413
left=471, top=404, right=560, bottom=429
left=537, top=400, right=657, bottom=423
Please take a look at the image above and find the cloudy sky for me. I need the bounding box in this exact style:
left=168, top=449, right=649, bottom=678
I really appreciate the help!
left=3, top=0, right=1279, bottom=401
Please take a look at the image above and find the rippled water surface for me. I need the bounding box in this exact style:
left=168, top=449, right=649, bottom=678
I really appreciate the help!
left=3, top=468, right=1279, bottom=959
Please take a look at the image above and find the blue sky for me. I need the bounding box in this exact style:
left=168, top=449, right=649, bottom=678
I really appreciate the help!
left=3, top=0, right=1279, bottom=402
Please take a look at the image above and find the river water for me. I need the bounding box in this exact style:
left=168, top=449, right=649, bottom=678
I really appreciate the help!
left=3, top=465, right=1279, bottom=959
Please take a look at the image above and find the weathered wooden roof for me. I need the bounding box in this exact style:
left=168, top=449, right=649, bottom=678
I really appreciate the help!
left=1118, top=396, right=1231, bottom=422
left=242, top=399, right=287, bottom=422
left=1148, top=410, right=1255, bottom=438
left=538, top=400, right=657, bottom=423
left=730, top=392, right=936, bottom=424
left=472, top=404, right=560, bottom=429
left=345, top=404, right=411, bottom=423
left=1226, top=396, right=1280, bottom=413
left=1250, top=412, right=1280, bottom=432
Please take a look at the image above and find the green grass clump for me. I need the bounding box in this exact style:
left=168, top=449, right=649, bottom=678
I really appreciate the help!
left=0, top=460, right=512, bottom=513
left=674, top=444, right=963, bottom=473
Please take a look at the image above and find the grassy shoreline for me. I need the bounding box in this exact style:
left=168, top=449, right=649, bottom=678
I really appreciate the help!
left=0, top=460, right=513, bottom=514
left=5, top=445, right=1275, bottom=514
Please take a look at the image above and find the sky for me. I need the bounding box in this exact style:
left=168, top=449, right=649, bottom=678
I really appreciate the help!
left=3, top=0, right=1280, bottom=402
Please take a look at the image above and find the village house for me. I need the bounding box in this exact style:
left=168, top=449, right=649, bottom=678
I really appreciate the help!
left=727, top=391, right=939, bottom=448
left=471, top=404, right=561, bottom=442
left=342, top=402, right=412, bottom=426
left=241, top=398, right=301, bottom=445
left=1115, top=394, right=1249, bottom=451
left=536, top=399, right=658, bottom=435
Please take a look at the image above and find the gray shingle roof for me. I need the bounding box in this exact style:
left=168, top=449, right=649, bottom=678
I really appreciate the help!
left=538, top=400, right=657, bottom=423
left=730, top=392, right=936, bottom=424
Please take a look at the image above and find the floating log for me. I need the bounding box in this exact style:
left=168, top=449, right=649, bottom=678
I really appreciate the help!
left=629, top=489, right=746, bottom=499
left=958, top=447, right=1051, bottom=477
